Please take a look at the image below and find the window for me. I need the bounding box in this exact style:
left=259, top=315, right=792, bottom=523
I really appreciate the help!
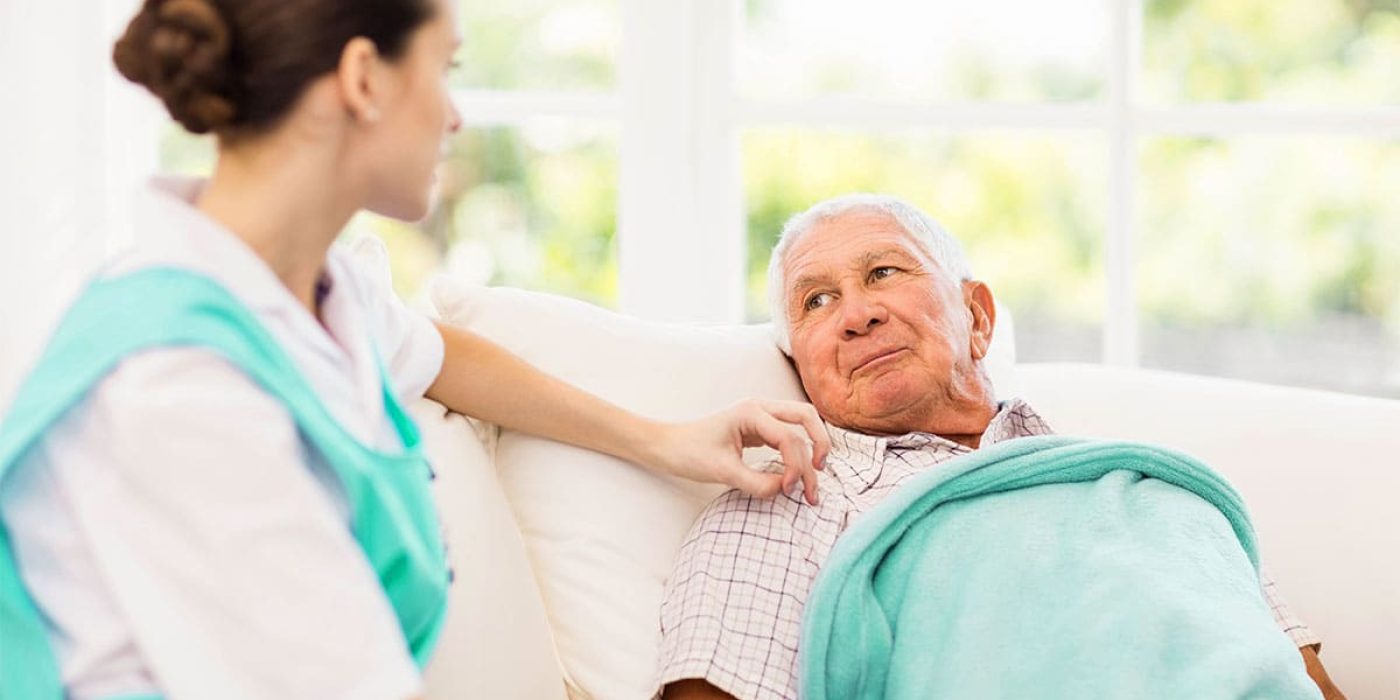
left=158, top=0, right=621, bottom=305
left=743, top=129, right=1107, bottom=362
left=146, top=0, right=1400, bottom=397
left=732, top=0, right=1399, bottom=396
left=1138, top=136, right=1400, bottom=391
left=739, top=0, right=1108, bottom=103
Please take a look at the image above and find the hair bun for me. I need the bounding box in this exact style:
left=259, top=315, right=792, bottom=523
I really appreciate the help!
left=114, top=0, right=238, bottom=133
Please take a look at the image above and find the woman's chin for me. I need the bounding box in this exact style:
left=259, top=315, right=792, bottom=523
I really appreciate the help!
left=369, top=193, right=433, bottom=223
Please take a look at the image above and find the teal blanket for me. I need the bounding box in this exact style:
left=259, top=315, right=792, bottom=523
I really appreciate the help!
left=800, top=436, right=1320, bottom=700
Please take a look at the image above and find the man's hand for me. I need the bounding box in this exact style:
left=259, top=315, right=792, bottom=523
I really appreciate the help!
left=647, top=399, right=830, bottom=504
left=1301, top=645, right=1347, bottom=700
left=663, top=679, right=738, bottom=699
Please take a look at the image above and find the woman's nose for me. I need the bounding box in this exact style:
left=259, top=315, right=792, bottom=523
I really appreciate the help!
left=446, top=98, right=463, bottom=134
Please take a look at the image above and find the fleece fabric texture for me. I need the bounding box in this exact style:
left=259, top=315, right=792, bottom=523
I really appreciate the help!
left=800, top=436, right=1320, bottom=700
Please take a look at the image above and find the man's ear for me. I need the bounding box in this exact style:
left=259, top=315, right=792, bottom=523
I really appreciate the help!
left=964, top=280, right=996, bottom=360
left=337, top=37, right=386, bottom=124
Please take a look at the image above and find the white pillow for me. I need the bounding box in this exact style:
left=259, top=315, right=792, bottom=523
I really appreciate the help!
left=431, top=278, right=1018, bottom=700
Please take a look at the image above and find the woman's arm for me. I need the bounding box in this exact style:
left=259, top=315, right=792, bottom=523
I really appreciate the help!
left=425, top=322, right=829, bottom=504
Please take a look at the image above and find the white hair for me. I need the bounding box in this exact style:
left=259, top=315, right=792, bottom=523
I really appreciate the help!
left=766, top=193, right=974, bottom=355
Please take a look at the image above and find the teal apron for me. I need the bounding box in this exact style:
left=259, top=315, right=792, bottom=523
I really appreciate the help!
left=0, top=268, right=450, bottom=700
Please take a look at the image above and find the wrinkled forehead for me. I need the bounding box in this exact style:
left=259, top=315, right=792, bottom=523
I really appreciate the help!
left=782, top=210, right=932, bottom=289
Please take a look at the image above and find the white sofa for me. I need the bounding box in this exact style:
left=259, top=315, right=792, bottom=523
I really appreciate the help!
left=410, top=281, right=1400, bottom=700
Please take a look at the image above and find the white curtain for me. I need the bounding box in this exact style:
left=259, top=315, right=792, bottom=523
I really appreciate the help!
left=0, top=0, right=157, bottom=406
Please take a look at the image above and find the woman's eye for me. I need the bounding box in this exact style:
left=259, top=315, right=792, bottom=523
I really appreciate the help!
left=871, top=266, right=898, bottom=281
left=804, top=293, right=832, bottom=311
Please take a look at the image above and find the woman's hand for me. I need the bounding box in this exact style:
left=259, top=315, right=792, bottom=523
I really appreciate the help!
left=428, top=324, right=829, bottom=502
left=644, top=399, right=831, bottom=505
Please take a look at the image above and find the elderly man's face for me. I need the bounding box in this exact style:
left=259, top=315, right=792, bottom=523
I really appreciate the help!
left=783, top=211, right=995, bottom=436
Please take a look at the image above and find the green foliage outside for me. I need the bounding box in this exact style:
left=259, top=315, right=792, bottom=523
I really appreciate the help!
left=742, top=130, right=1106, bottom=331
left=1143, top=0, right=1400, bottom=103
left=402, top=124, right=619, bottom=306
left=156, top=0, right=1399, bottom=395
left=452, top=0, right=615, bottom=90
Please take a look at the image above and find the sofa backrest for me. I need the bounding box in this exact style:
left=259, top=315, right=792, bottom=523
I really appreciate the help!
left=420, top=274, right=1399, bottom=699
left=427, top=277, right=1018, bottom=699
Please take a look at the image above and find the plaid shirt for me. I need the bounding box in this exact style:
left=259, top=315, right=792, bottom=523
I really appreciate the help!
left=654, top=399, right=1319, bottom=700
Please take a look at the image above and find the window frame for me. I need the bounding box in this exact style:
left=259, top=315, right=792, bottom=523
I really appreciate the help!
left=107, top=0, right=1400, bottom=364
left=609, top=0, right=1400, bottom=368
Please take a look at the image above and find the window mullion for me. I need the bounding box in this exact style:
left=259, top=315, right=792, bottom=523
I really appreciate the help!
left=692, top=0, right=744, bottom=323
left=617, top=0, right=740, bottom=323
left=1105, top=0, right=1142, bottom=367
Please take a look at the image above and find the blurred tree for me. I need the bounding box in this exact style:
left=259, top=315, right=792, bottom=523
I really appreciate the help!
left=154, top=0, right=1399, bottom=395
left=743, top=130, right=1107, bottom=362
left=1143, top=0, right=1400, bottom=103
left=453, top=0, right=615, bottom=90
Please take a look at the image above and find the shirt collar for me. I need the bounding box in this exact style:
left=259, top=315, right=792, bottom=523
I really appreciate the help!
left=981, top=398, right=1055, bottom=446
left=823, top=398, right=1054, bottom=489
left=125, top=176, right=351, bottom=367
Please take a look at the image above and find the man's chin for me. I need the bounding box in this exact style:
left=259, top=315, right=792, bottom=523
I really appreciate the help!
left=858, top=370, right=926, bottom=408
left=840, top=388, right=931, bottom=434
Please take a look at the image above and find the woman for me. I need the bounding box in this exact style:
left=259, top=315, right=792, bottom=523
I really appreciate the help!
left=0, top=0, right=828, bottom=698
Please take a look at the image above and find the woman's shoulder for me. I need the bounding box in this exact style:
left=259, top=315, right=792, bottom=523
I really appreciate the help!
left=21, top=344, right=303, bottom=493
left=327, top=238, right=444, bottom=398
left=91, top=346, right=296, bottom=429
left=326, top=237, right=397, bottom=305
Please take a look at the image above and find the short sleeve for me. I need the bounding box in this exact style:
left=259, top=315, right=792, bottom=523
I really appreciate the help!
left=330, top=242, right=445, bottom=404
left=31, top=349, right=424, bottom=700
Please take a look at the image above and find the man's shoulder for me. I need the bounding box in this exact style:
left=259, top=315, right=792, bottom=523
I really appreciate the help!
left=986, top=398, right=1056, bottom=443
left=697, top=483, right=813, bottom=521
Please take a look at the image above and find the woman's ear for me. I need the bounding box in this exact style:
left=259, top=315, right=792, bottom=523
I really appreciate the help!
left=964, top=280, right=997, bottom=360
left=337, top=37, right=384, bottom=124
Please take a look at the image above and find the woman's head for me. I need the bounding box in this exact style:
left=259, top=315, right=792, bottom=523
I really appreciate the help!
left=114, top=0, right=462, bottom=220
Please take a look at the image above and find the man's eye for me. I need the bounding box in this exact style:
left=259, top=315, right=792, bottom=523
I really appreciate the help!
left=871, top=266, right=898, bottom=281
left=804, top=293, right=832, bottom=311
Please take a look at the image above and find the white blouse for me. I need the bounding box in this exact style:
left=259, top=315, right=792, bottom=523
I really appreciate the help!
left=1, top=178, right=445, bottom=700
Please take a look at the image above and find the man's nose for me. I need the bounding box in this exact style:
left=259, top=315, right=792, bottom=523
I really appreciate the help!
left=840, top=290, right=888, bottom=338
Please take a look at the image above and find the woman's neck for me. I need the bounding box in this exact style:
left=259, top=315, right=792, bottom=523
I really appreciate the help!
left=196, top=139, right=356, bottom=316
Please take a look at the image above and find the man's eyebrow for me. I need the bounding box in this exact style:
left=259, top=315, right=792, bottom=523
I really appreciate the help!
left=789, top=247, right=920, bottom=297
left=858, top=247, right=919, bottom=268
left=790, top=272, right=831, bottom=297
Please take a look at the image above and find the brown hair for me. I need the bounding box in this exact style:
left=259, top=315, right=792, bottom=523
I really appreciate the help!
left=113, top=0, right=435, bottom=135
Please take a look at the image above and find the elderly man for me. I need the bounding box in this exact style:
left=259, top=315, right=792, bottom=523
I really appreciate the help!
left=652, top=195, right=1345, bottom=700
